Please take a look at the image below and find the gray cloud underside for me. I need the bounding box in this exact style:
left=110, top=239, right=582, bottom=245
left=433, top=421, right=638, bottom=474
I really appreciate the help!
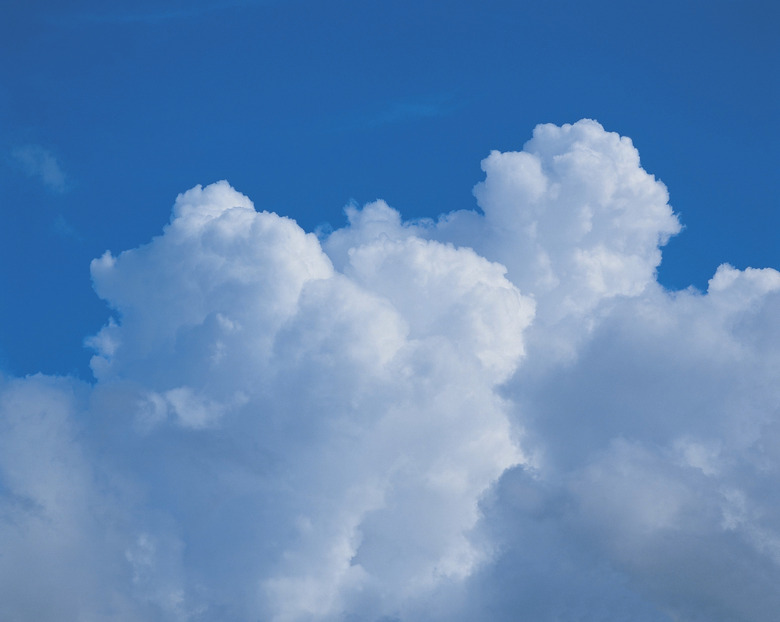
left=2, top=120, right=779, bottom=621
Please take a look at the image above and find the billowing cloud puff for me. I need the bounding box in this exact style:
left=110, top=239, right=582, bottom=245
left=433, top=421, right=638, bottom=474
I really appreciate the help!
left=448, top=265, right=780, bottom=622
left=84, top=176, right=533, bottom=620
left=1, top=120, right=778, bottom=621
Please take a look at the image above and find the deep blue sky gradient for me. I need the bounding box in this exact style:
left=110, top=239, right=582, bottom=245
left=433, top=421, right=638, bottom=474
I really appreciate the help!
left=1, top=0, right=778, bottom=378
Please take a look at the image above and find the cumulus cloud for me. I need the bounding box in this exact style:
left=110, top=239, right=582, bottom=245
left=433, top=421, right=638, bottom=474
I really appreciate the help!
left=1, top=120, right=778, bottom=621
left=11, top=144, right=69, bottom=193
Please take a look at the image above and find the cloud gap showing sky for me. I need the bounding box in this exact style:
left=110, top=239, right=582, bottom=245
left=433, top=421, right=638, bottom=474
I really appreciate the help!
left=1, top=120, right=779, bottom=621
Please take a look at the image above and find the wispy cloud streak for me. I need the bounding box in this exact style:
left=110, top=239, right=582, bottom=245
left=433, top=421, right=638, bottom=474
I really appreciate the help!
left=332, top=95, right=458, bottom=132
left=11, top=145, right=69, bottom=193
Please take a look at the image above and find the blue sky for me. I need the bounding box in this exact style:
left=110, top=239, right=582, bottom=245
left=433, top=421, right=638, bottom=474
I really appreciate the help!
left=1, top=0, right=777, bottom=378
left=2, top=2, right=780, bottom=621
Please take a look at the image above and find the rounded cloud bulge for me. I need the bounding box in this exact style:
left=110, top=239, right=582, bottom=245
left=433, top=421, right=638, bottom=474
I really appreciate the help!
left=83, top=167, right=533, bottom=619
left=1, top=120, right=779, bottom=621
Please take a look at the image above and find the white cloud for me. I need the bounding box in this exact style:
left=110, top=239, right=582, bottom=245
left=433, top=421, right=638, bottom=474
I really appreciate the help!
left=83, top=177, right=531, bottom=620
left=1, top=120, right=779, bottom=621
left=12, top=144, right=69, bottom=193
left=0, top=374, right=151, bottom=621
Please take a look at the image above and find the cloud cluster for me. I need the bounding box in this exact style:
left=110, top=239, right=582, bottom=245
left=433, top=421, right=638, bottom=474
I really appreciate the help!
left=1, top=120, right=778, bottom=621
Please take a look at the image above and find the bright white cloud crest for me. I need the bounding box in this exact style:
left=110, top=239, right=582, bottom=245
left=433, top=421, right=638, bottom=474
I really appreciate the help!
left=1, top=120, right=779, bottom=621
